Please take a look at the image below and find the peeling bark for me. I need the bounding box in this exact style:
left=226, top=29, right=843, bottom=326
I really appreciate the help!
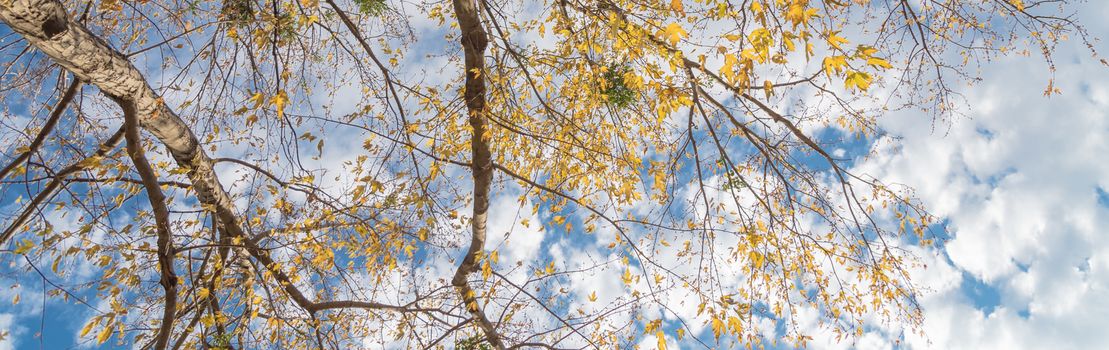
left=0, top=0, right=237, bottom=240
left=0, top=0, right=441, bottom=324
left=448, top=0, right=506, bottom=347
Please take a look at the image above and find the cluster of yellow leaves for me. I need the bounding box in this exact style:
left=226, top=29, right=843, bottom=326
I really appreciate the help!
left=822, top=43, right=891, bottom=92
left=16, top=0, right=1061, bottom=346
left=243, top=90, right=287, bottom=125
left=79, top=313, right=120, bottom=345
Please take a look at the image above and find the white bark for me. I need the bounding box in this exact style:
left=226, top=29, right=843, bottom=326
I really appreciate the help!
left=0, top=0, right=236, bottom=218
left=0, top=0, right=436, bottom=329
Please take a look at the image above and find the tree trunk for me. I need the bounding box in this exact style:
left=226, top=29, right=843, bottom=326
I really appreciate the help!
left=0, top=0, right=241, bottom=235
left=1, top=0, right=441, bottom=328
left=448, top=0, right=505, bottom=347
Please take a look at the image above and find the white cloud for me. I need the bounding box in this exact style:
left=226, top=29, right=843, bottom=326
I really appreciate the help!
left=835, top=2, right=1109, bottom=348
left=0, top=313, right=16, bottom=350
left=5, top=2, right=1109, bottom=350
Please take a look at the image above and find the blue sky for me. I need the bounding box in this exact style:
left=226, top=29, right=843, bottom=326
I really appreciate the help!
left=2, top=1, right=1109, bottom=349
left=826, top=2, right=1109, bottom=347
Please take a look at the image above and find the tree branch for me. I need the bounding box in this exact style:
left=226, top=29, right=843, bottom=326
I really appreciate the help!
left=0, top=74, right=80, bottom=181
left=115, top=94, right=177, bottom=350
left=448, top=0, right=506, bottom=347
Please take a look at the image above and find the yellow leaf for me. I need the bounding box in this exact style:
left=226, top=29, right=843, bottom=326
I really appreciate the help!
left=747, top=28, right=773, bottom=63
left=750, top=0, right=763, bottom=13
left=661, top=23, right=687, bottom=45
left=79, top=319, right=97, bottom=338
left=656, top=330, right=667, bottom=350
left=11, top=294, right=18, bottom=305
left=856, top=45, right=879, bottom=58
left=826, top=31, right=849, bottom=50
left=588, top=291, right=597, bottom=302
left=197, top=287, right=210, bottom=300
left=728, top=316, right=743, bottom=334
left=720, top=53, right=740, bottom=83
left=845, top=71, right=873, bottom=91
left=669, top=0, right=683, bottom=13
left=249, top=92, right=265, bottom=109
left=13, top=239, right=33, bottom=255
left=270, top=90, right=288, bottom=117
left=711, top=317, right=724, bottom=339
left=786, top=3, right=809, bottom=26
left=482, top=260, right=493, bottom=280
left=822, top=55, right=847, bottom=77
left=866, top=57, right=892, bottom=69
left=96, top=325, right=113, bottom=344
left=749, top=251, right=764, bottom=268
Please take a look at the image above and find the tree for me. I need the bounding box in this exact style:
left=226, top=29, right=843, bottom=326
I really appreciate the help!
left=0, top=0, right=1094, bottom=348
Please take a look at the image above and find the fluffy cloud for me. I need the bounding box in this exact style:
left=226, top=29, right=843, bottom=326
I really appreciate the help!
left=0, top=313, right=15, bottom=350
left=837, top=3, right=1109, bottom=348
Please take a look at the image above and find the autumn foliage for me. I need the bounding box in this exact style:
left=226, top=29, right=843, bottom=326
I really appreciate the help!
left=0, top=0, right=1093, bottom=348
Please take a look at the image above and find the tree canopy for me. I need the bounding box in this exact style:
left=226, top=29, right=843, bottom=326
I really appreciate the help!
left=0, top=0, right=1095, bottom=348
